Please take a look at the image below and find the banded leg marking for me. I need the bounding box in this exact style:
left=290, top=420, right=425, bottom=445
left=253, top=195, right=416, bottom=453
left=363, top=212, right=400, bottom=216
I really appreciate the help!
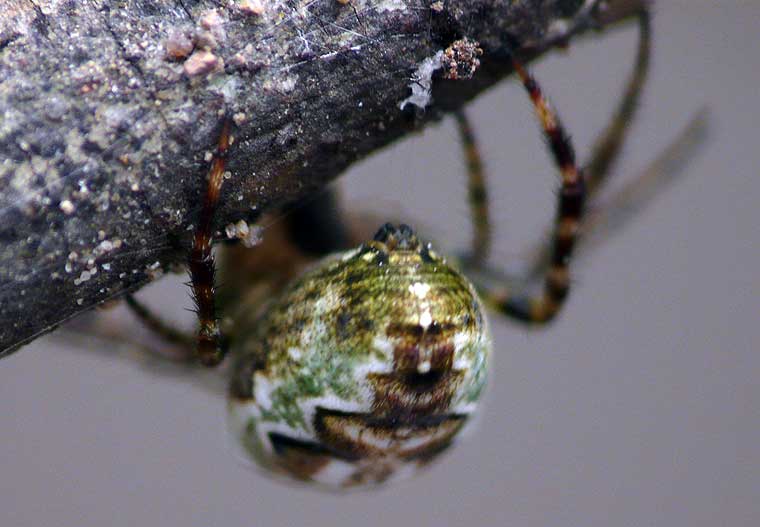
left=483, top=58, right=586, bottom=324
left=525, top=10, right=651, bottom=283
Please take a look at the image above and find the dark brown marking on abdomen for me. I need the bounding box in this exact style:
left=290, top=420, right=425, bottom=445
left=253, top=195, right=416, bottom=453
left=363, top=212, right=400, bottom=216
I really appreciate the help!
left=268, top=432, right=334, bottom=479
left=313, top=407, right=467, bottom=461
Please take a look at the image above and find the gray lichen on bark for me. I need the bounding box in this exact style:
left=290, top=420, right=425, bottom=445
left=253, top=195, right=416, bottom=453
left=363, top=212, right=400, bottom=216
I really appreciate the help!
left=0, top=0, right=639, bottom=357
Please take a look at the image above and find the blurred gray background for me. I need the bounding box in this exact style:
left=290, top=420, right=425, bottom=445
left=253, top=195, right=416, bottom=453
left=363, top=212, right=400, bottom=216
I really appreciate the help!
left=2, top=3, right=758, bottom=527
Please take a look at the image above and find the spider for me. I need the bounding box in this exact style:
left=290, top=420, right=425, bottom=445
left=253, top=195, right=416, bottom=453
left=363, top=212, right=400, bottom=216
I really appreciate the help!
left=121, top=10, right=703, bottom=489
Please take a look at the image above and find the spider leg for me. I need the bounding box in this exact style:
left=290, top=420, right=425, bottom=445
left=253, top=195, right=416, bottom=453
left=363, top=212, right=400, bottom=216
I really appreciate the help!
left=476, top=57, right=585, bottom=323
left=123, top=119, right=233, bottom=365
left=517, top=10, right=651, bottom=283
left=580, top=109, right=708, bottom=254
left=465, top=109, right=707, bottom=293
left=585, top=10, right=651, bottom=197
left=189, top=118, right=232, bottom=366
left=123, top=294, right=196, bottom=362
left=455, top=110, right=491, bottom=265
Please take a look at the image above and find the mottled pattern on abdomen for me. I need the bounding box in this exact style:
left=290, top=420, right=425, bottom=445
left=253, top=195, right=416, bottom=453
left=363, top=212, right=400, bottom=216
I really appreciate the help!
left=227, top=228, right=491, bottom=489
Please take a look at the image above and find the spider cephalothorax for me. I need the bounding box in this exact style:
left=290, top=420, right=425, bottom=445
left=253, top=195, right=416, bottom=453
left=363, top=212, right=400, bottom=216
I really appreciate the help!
left=228, top=223, right=490, bottom=488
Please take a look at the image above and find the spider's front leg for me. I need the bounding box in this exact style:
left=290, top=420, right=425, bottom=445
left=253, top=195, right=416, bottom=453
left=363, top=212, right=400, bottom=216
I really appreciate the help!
left=125, top=119, right=363, bottom=366
left=123, top=118, right=233, bottom=366
left=188, top=118, right=232, bottom=366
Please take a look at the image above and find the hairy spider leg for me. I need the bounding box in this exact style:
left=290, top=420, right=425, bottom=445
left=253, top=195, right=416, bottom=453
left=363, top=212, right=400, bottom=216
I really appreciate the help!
left=189, top=118, right=232, bottom=366
left=124, top=141, right=354, bottom=364
left=476, top=57, right=586, bottom=324
left=523, top=10, right=652, bottom=282
left=123, top=120, right=234, bottom=365
left=454, top=110, right=491, bottom=265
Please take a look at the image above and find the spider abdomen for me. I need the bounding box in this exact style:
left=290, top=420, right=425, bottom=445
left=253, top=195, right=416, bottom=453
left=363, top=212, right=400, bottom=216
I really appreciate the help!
left=228, top=224, right=491, bottom=489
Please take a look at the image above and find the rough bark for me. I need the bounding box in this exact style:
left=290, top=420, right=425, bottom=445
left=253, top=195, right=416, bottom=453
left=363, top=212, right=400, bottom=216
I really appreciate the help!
left=0, top=0, right=642, bottom=357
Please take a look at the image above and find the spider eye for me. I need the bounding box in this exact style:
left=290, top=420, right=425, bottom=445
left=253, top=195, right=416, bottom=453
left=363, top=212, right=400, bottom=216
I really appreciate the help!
left=357, top=244, right=389, bottom=266
left=419, top=242, right=438, bottom=263
left=372, top=222, right=420, bottom=251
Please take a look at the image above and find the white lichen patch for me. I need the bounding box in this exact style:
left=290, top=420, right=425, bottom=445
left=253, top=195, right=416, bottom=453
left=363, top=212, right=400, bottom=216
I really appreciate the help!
left=398, top=50, right=444, bottom=110
left=59, top=199, right=75, bottom=215
left=279, top=76, right=297, bottom=93
left=214, top=76, right=242, bottom=104
left=73, top=269, right=95, bottom=286
left=248, top=0, right=304, bottom=27
left=225, top=220, right=263, bottom=248
left=535, top=0, right=598, bottom=46
left=145, top=261, right=163, bottom=280
left=93, top=238, right=121, bottom=258
left=547, top=19, right=570, bottom=40
left=376, top=0, right=407, bottom=13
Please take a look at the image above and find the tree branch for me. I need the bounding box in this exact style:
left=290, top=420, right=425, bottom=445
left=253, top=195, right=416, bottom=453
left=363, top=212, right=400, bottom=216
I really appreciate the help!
left=0, top=0, right=643, bottom=357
